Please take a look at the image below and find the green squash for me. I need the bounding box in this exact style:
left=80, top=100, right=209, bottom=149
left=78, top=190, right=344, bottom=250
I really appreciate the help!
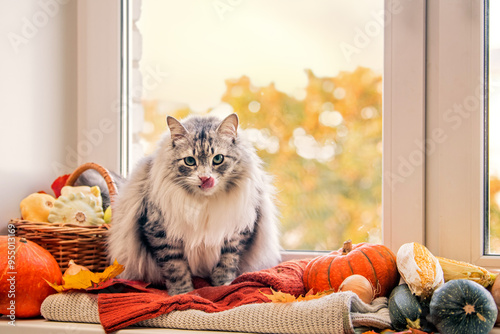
left=388, top=284, right=422, bottom=331
left=429, top=279, right=498, bottom=334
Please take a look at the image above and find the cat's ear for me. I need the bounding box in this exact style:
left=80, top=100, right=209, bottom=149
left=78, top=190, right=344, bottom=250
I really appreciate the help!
left=216, top=113, right=239, bottom=139
left=167, top=116, right=188, bottom=142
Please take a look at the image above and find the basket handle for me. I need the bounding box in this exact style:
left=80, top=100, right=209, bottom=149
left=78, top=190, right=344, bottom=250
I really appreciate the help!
left=65, top=162, right=118, bottom=199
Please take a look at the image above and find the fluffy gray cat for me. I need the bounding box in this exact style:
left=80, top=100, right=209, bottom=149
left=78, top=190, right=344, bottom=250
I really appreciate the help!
left=107, top=113, right=281, bottom=295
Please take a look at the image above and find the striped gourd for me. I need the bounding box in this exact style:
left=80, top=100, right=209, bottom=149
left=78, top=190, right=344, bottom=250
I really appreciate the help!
left=437, top=256, right=497, bottom=288
left=388, top=283, right=423, bottom=331
left=396, top=242, right=444, bottom=299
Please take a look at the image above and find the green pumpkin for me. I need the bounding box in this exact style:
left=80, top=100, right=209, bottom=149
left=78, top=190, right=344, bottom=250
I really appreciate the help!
left=429, top=279, right=497, bottom=334
left=388, top=284, right=422, bottom=331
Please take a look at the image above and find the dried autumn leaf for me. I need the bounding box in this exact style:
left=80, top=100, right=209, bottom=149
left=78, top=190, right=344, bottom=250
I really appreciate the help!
left=296, top=289, right=334, bottom=301
left=375, top=329, right=427, bottom=334
left=261, top=288, right=297, bottom=303
left=63, top=259, right=90, bottom=277
left=100, top=259, right=125, bottom=280
left=261, top=288, right=334, bottom=303
left=46, top=259, right=124, bottom=292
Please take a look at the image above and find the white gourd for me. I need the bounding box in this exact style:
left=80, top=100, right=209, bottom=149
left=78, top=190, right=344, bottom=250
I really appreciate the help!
left=48, top=192, right=105, bottom=226
left=60, top=185, right=103, bottom=208
left=396, top=242, right=444, bottom=299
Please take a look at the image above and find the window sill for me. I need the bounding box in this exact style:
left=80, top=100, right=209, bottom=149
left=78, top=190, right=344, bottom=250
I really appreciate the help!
left=3, top=317, right=500, bottom=334
left=0, top=317, right=235, bottom=334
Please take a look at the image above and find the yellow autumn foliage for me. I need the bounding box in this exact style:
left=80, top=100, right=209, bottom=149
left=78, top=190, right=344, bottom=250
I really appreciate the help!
left=141, top=68, right=383, bottom=250
left=46, top=260, right=124, bottom=292
left=261, top=288, right=335, bottom=303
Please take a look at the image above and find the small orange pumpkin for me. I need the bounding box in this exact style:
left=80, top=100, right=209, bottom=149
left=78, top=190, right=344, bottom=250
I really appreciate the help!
left=0, top=237, right=62, bottom=318
left=303, top=239, right=399, bottom=298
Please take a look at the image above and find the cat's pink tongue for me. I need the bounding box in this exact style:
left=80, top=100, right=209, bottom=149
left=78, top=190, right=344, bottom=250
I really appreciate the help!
left=200, top=176, right=215, bottom=189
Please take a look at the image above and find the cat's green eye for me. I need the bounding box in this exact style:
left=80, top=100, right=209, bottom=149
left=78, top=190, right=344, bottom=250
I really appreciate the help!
left=184, top=156, right=196, bottom=166
left=213, top=154, right=224, bottom=165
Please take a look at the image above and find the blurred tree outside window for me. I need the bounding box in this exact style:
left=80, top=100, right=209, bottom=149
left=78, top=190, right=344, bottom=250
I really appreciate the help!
left=132, top=0, right=384, bottom=250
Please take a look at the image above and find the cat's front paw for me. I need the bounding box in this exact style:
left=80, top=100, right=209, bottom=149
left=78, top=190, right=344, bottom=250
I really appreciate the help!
left=210, top=267, right=237, bottom=287
left=166, top=279, right=194, bottom=295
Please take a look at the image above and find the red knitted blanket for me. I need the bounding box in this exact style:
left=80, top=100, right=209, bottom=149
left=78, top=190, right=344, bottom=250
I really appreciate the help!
left=97, top=259, right=310, bottom=333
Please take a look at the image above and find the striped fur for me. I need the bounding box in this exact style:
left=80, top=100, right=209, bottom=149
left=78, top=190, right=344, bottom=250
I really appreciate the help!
left=107, top=113, right=281, bottom=295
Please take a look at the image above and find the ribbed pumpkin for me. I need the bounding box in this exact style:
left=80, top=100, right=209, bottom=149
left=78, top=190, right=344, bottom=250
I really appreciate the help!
left=0, top=237, right=62, bottom=318
left=303, top=240, right=399, bottom=298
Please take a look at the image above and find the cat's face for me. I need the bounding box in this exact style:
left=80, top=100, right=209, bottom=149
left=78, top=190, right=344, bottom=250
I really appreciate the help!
left=166, top=114, right=245, bottom=196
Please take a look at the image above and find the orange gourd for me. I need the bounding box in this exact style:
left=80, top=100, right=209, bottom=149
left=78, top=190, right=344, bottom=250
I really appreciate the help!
left=0, top=237, right=62, bottom=318
left=303, top=239, right=399, bottom=298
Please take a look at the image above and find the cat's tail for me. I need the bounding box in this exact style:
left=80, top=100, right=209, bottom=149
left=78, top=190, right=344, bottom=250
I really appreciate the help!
left=74, top=169, right=125, bottom=210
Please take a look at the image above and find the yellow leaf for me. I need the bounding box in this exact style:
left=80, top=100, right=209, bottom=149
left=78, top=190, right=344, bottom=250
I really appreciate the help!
left=296, top=289, right=334, bottom=301
left=100, top=259, right=125, bottom=280
left=261, top=288, right=297, bottom=303
left=46, top=259, right=124, bottom=292
left=261, top=288, right=335, bottom=303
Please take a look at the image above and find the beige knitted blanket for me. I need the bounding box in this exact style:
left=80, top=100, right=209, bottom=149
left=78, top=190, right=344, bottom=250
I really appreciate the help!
left=41, top=291, right=391, bottom=334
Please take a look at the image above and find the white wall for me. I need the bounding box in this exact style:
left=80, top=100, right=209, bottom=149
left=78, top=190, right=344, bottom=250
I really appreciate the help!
left=0, top=0, right=77, bottom=233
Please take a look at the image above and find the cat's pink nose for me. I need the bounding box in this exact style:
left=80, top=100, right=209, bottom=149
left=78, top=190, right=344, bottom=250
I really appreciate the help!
left=199, top=176, right=215, bottom=189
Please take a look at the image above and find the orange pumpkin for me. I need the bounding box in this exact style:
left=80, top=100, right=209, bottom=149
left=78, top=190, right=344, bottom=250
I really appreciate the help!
left=0, top=237, right=62, bottom=318
left=303, top=239, right=399, bottom=298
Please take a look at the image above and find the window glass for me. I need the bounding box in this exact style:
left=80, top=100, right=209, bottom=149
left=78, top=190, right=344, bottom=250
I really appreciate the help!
left=131, top=0, right=384, bottom=250
left=489, top=0, right=500, bottom=254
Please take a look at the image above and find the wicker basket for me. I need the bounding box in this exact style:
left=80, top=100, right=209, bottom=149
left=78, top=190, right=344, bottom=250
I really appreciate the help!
left=12, top=162, right=118, bottom=273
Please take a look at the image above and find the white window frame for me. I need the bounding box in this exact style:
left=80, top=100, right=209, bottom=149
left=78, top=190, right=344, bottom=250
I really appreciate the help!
left=76, top=0, right=494, bottom=267
left=425, top=0, right=494, bottom=267
left=76, top=0, right=122, bottom=174
left=383, top=0, right=426, bottom=251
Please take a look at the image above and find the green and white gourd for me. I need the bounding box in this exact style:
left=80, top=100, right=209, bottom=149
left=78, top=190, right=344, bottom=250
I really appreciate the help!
left=48, top=192, right=105, bottom=226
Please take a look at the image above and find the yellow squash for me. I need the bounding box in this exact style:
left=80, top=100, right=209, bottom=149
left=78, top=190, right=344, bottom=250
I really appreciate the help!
left=20, top=193, right=56, bottom=222
left=437, top=256, right=497, bottom=288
